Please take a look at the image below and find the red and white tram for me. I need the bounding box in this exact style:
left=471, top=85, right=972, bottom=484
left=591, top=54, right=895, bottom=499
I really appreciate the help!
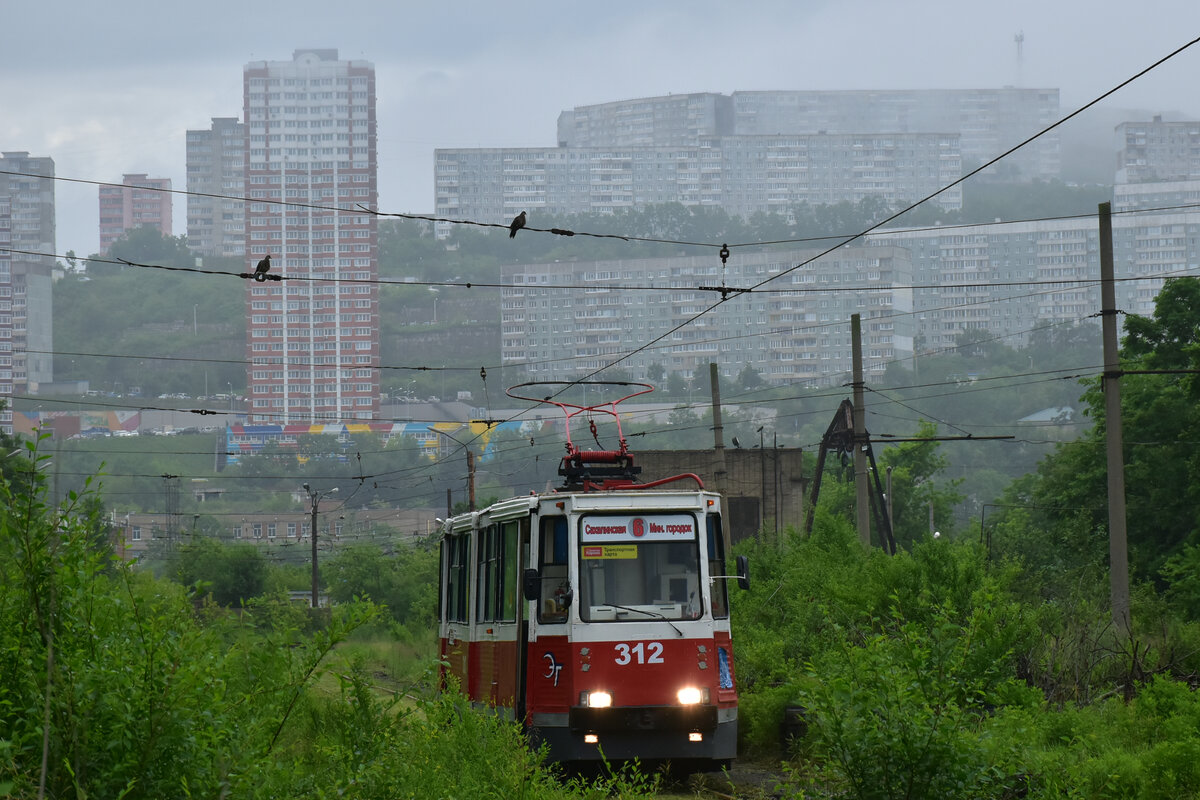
left=436, top=383, right=748, bottom=769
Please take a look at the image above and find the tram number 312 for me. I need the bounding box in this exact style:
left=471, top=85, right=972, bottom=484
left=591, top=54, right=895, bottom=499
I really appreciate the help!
left=614, top=641, right=665, bottom=665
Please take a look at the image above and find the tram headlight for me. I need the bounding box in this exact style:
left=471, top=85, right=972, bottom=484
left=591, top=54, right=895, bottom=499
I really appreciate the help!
left=677, top=686, right=709, bottom=705
left=583, top=690, right=612, bottom=708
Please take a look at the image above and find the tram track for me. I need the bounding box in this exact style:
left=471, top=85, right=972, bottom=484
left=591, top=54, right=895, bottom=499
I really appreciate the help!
left=658, top=762, right=791, bottom=800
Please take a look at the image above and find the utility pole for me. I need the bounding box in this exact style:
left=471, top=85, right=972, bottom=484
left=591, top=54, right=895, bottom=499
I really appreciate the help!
left=303, top=483, right=338, bottom=609
left=758, top=426, right=766, bottom=535
left=1099, top=202, right=1131, bottom=633
left=886, top=466, right=894, bottom=540
left=467, top=450, right=476, bottom=511
left=851, top=314, right=870, bottom=547
left=435, top=429, right=475, bottom=511
left=709, top=362, right=727, bottom=494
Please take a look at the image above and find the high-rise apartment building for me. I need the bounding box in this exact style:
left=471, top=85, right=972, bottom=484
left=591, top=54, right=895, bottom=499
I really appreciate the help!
left=186, top=117, right=246, bottom=257
left=98, top=173, right=172, bottom=252
left=1115, top=116, right=1200, bottom=184
left=243, top=49, right=379, bottom=424
left=0, top=197, right=11, bottom=433
left=0, top=152, right=55, bottom=426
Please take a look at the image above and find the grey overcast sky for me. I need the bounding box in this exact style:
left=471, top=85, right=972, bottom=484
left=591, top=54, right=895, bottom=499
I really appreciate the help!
left=2, top=0, right=1198, bottom=257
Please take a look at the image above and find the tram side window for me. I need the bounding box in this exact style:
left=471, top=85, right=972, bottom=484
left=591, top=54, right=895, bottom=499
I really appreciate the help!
left=537, top=516, right=569, bottom=623
left=476, top=522, right=521, bottom=624
left=477, top=524, right=499, bottom=622
left=707, top=514, right=729, bottom=619
left=500, top=520, right=520, bottom=621
left=445, top=534, right=469, bottom=624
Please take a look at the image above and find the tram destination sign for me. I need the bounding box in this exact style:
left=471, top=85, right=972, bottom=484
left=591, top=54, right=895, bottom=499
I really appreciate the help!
left=579, top=514, right=696, bottom=543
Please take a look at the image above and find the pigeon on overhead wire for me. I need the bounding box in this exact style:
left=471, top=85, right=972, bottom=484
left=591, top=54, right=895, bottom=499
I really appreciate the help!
left=253, top=253, right=271, bottom=282
left=509, top=211, right=526, bottom=239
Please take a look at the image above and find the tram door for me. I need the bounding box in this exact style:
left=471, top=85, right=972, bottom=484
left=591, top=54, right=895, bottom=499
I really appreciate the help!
left=439, top=532, right=471, bottom=690
left=470, top=518, right=527, bottom=713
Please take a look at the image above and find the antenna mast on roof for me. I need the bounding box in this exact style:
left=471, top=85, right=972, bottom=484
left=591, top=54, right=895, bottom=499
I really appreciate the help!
left=1014, top=31, right=1025, bottom=87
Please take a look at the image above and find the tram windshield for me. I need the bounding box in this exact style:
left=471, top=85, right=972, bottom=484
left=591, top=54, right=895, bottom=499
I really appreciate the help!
left=578, top=513, right=703, bottom=622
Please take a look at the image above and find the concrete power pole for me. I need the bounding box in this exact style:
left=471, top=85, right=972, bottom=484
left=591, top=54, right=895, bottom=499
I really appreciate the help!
left=851, top=314, right=870, bottom=547
left=1099, top=202, right=1131, bottom=633
left=709, top=362, right=728, bottom=495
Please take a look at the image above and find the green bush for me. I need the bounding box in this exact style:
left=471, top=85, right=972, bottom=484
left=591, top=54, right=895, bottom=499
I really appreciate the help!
left=0, top=442, right=656, bottom=799
left=795, top=605, right=1030, bottom=800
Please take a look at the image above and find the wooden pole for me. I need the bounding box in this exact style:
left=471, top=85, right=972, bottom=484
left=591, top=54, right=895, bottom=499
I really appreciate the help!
left=467, top=450, right=476, bottom=511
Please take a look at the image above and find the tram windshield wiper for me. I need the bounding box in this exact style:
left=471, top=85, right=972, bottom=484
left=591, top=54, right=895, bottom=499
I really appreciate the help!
left=604, top=602, right=684, bottom=637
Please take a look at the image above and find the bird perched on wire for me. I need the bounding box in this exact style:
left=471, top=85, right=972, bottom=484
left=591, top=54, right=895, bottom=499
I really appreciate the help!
left=509, top=211, right=526, bottom=239
left=253, top=253, right=271, bottom=282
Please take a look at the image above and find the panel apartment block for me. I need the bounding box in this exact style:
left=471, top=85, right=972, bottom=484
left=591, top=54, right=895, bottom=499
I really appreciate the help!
left=0, top=152, right=55, bottom=416
left=243, top=49, right=379, bottom=424
left=864, top=207, right=1200, bottom=350
left=556, top=93, right=734, bottom=148
left=186, top=117, right=246, bottom=257
left=435, top=133, right=961, bottom=225
left=501, top=247, right=913, bottom=387
left=1115, top=117, right=1200, bottom=184
left=730, top=88, right=1060, bottom=181
left=1113, top=181, right=1200, bottom=313
left=717, top=133, right=961, bottom=214
left=98, top=173, right=172, bottom=253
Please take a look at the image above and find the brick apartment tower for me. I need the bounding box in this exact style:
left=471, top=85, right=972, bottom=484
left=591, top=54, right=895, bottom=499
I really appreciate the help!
left=242, top=49, right=379, bottom=424
left=98, top=173, right=172, bottom=253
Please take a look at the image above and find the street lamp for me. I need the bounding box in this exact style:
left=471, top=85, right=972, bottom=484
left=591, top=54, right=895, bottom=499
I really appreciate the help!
left=226, top=382, right=233, bottom=413
left=303, top=483, right=338, bottom=608
left=428, top=286, right=440, bottom=324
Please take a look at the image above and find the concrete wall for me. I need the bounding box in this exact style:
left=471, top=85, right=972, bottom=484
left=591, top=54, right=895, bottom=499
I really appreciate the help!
left=637, top=448, right=808, bottom=544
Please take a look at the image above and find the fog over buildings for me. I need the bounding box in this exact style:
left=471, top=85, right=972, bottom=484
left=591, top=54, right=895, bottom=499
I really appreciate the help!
left=3, top=0, right=1199, bottom=255
left=3, top=1, right=1200, bottom=430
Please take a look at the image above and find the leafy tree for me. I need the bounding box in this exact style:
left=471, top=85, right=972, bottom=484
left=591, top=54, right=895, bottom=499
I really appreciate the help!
left=737, top=362, right=765, bottom=390
left=990, top=277, right=1200, bottom=596
left=174, top=538, right=267, bottom=606
left=0, top=403, right=29, bottom=491
left=878, top=422, right=965, bottom=548
left=1123, top=277, right=1200, bottom=371
left=323, top=543, right=436, bottom=628
left=92, top=226, right=196, bottom=276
